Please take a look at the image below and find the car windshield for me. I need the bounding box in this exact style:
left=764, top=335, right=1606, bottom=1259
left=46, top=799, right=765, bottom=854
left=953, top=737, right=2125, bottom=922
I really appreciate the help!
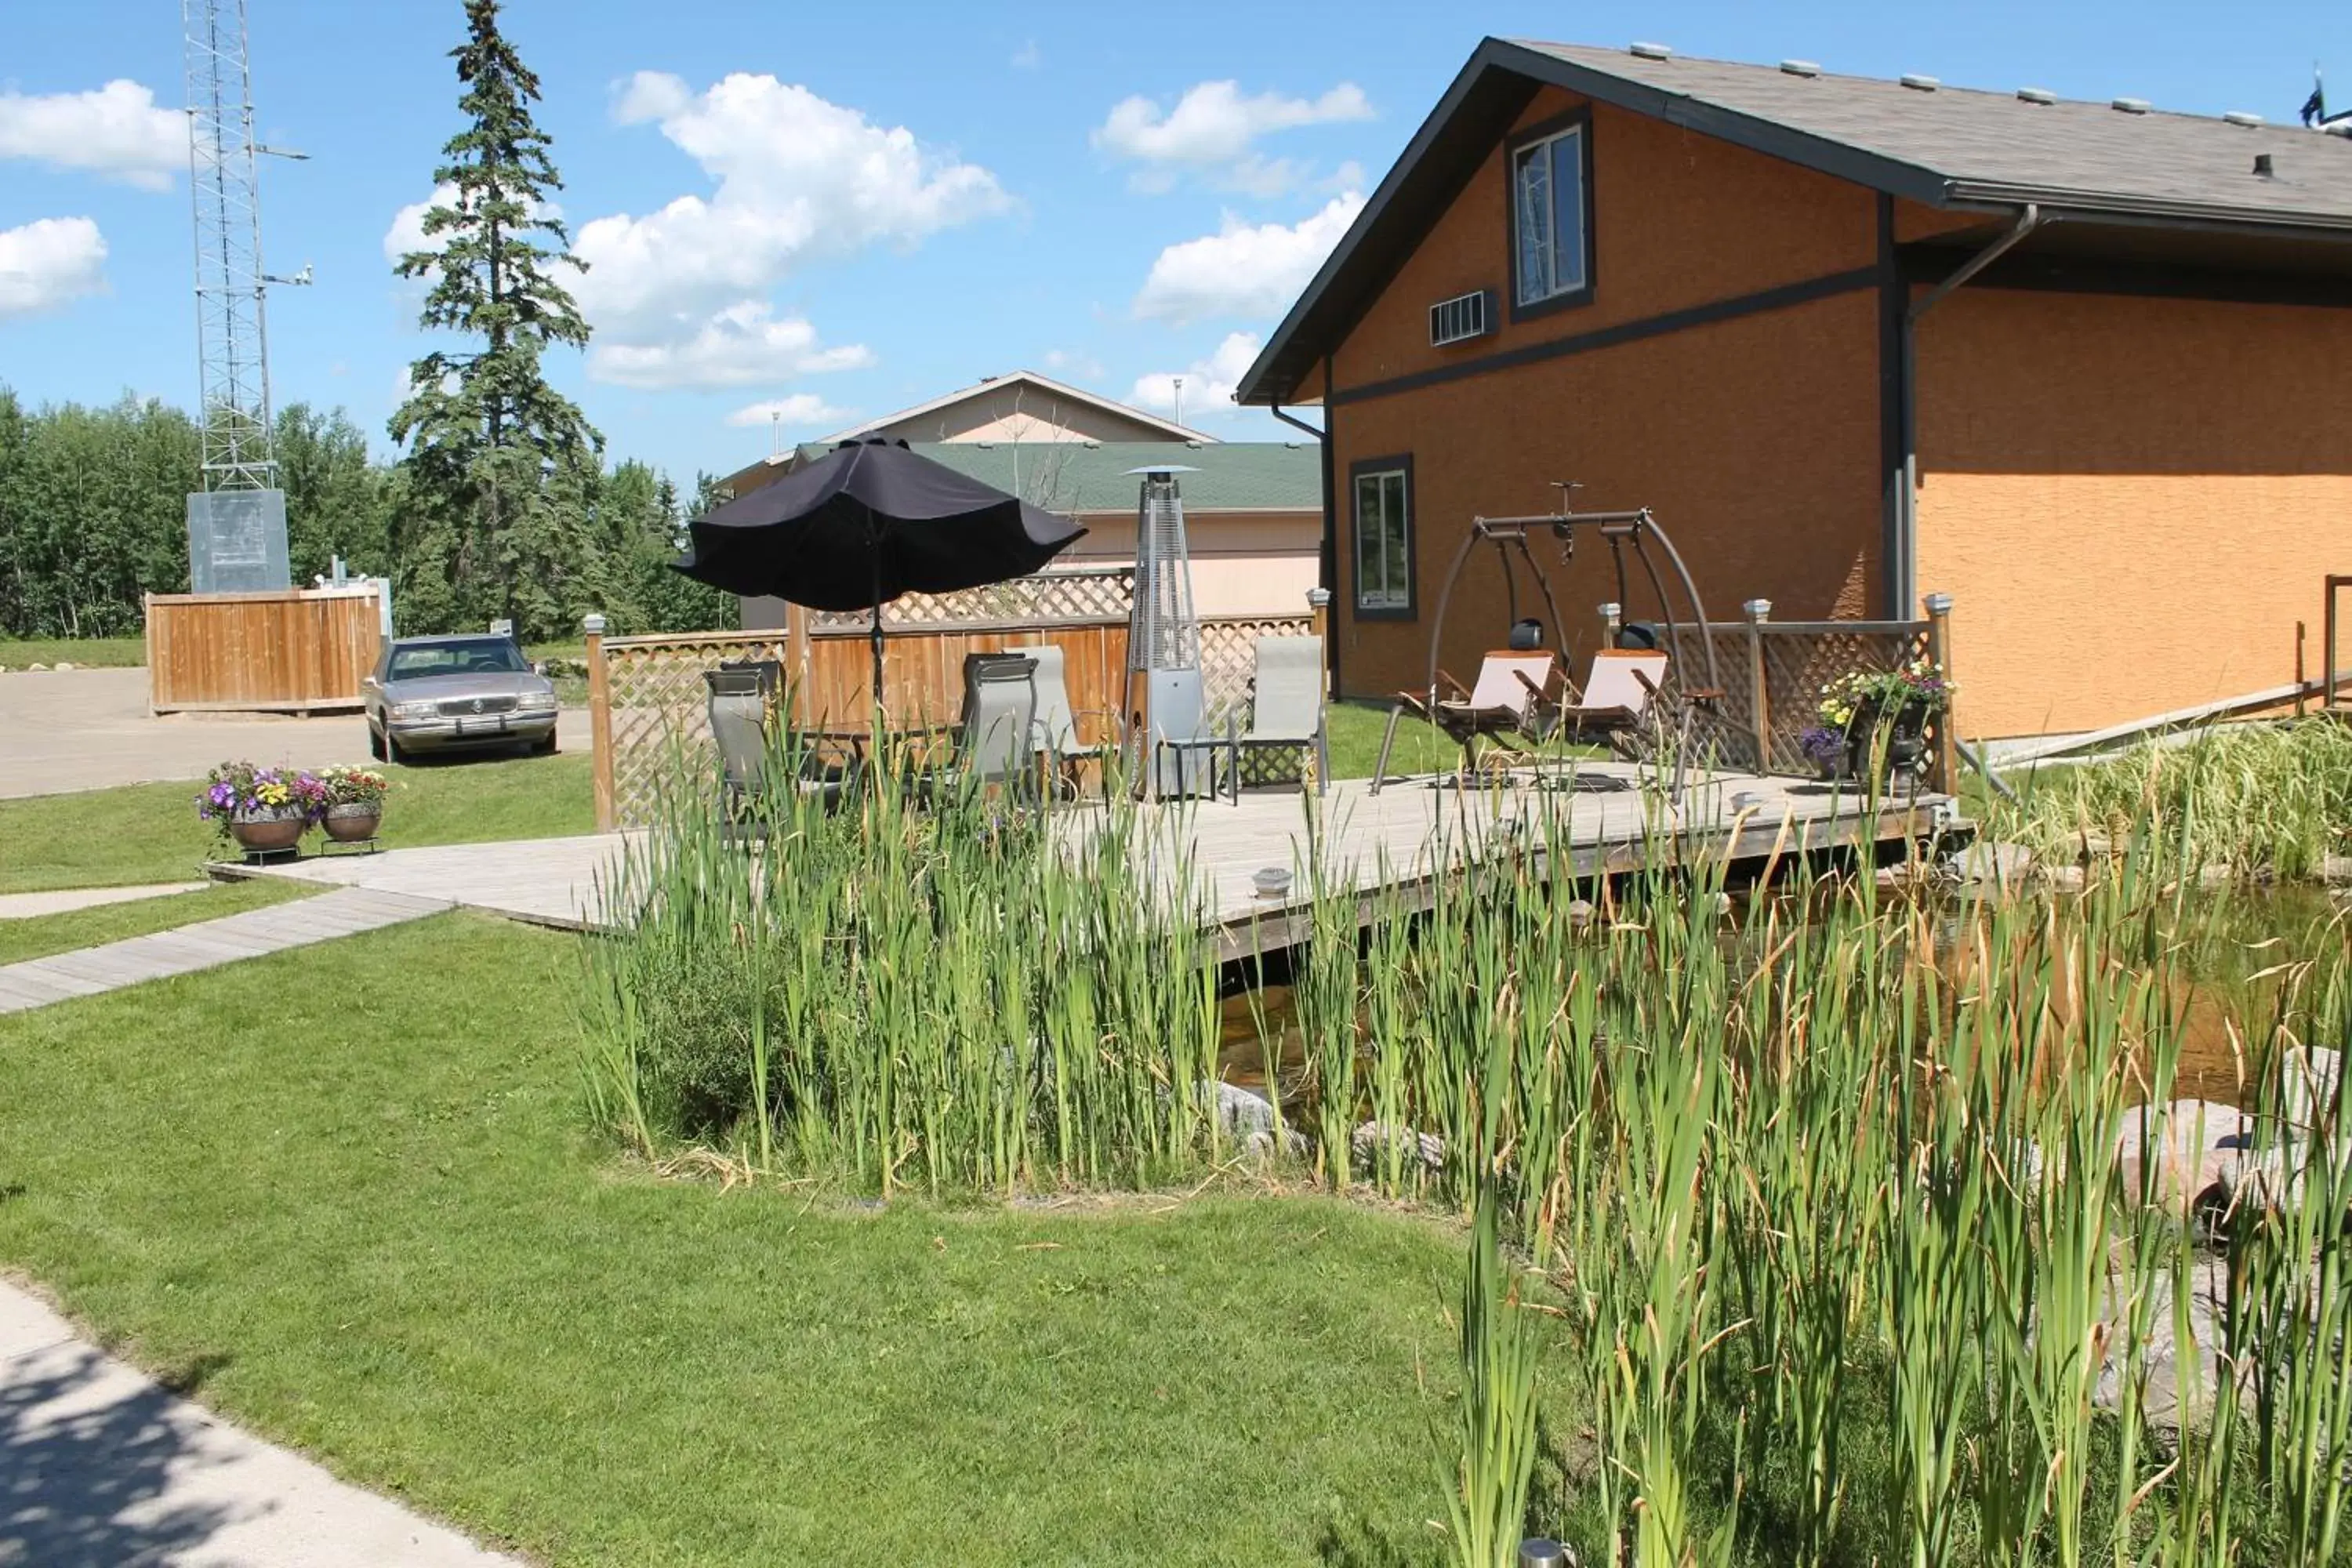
left=387, top=639, right=528, bottom=680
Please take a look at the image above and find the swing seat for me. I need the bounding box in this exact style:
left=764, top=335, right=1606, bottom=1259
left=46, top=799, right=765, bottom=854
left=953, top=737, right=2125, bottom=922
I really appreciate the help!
left=1372, top=651, right=1561, bottom=792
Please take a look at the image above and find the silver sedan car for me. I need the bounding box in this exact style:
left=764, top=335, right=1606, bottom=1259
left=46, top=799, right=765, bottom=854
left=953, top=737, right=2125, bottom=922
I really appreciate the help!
left=365, top=634, right=561, bottom=764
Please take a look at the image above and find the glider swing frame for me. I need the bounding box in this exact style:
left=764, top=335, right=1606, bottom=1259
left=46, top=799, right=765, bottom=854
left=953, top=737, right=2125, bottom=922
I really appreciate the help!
left=1373, top=492, right=1728, bottom=788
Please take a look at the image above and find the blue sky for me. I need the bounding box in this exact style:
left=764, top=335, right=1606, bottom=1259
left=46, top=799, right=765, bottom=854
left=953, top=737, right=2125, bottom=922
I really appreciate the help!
left=1, top=1, right=2340, bottom=484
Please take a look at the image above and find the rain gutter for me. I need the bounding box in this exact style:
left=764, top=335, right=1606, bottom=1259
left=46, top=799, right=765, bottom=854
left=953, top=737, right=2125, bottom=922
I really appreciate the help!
left=1272, top=396, right=1339, bottom=691
left=1893, top=202, right=2045, bottom=615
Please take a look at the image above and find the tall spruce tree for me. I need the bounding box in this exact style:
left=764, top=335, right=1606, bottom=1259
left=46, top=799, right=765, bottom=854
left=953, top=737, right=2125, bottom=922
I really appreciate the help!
left=390, top=0, right=599, bottom=638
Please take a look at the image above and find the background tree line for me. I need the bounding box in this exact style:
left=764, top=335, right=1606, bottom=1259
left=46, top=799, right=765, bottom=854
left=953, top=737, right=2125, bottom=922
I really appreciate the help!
left=0, top=385, right=733, bottom=644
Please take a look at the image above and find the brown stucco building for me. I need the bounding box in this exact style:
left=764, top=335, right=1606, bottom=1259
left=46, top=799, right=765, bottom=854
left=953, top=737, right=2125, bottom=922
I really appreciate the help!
left=1236, top=40, right=2352, bottom=738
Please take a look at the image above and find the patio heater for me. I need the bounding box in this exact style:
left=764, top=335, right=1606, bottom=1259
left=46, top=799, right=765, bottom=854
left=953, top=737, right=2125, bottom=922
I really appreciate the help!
left=1126, top=466, right=1210, bottom=795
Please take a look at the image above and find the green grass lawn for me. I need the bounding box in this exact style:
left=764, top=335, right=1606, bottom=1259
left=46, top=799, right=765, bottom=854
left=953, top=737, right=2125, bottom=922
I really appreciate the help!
left=0, top=635, right=147, bottom=669
left=0, top=878, right=311, bottom=965
left=1324, top=697, right=1599, bottom=781
left=0, top=752, right=594, bottom=895
left=0, top=913, right=1475, bottom=1566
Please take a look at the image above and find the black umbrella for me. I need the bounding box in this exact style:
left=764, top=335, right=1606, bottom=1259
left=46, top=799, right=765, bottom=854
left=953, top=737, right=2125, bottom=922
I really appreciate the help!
left=673, top=437, right=1087, bottom=711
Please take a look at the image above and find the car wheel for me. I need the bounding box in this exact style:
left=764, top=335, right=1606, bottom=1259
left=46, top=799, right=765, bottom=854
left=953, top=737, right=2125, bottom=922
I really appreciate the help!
left=368, top=723, right=387, bottom=762
left=387, top=731, right=412, bottom=767
left=532, top=732, right=558, bottom=757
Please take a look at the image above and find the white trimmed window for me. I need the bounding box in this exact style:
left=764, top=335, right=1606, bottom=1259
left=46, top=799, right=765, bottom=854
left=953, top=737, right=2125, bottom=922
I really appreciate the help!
left=1512, top=122, right=1589, bottom=308
left=1352, top=463, right=1412, bottom=615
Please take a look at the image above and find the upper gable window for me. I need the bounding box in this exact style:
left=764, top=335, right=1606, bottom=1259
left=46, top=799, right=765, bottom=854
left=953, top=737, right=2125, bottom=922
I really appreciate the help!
left=1509, top=116, right=1592, bottom=315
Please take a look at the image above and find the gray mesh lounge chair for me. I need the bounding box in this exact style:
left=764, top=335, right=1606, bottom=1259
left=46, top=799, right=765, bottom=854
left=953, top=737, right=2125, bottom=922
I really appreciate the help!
left=1218, top=635, right=1327, bottom=802
left=706, top=661, right=855, bottom=830
left=1026, top=644, right=1116, bottom=795
left=924, top=652, right=1038, bottom=802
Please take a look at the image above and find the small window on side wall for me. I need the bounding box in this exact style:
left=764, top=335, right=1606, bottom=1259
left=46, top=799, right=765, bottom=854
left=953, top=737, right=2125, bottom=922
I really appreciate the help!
left=1351, top=458, right=1414, bottom=619
left=1509, top=114, right=1592, bottom=317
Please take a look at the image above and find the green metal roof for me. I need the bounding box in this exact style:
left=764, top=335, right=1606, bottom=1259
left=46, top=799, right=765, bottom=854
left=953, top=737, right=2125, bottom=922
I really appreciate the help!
left=793, top=441, right=1322, bottom=514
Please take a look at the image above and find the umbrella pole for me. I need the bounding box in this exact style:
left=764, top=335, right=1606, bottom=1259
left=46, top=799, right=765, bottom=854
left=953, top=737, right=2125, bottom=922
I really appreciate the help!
left=868, top=535, right=885, bottom=730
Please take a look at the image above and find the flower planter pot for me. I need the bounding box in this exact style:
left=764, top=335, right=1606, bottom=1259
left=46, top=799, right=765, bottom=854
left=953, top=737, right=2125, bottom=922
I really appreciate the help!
left=322, top=803, right=382, bottom=842
left=228, top=808, right=308, bottom=855
left=1842, top=699, right=1932, bottom=789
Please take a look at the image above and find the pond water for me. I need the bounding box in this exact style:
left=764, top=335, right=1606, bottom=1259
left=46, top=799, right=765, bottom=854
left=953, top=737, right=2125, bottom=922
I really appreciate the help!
left=1214, top=888, right=2347, bottom=1111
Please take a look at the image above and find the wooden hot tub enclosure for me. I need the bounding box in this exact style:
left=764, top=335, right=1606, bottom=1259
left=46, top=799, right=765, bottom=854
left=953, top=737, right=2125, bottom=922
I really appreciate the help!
left=144, top=585, right=386, bottom=714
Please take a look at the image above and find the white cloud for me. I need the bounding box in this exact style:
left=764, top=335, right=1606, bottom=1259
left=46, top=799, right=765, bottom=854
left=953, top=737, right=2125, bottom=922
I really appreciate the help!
left=576, top=72, right=1007, bottom=354
left=568, top=71, right=1008, bottom=391
left=586, top=299, right=873, bottom=390
left=0, top=81, right=182, bottom=191
left=725, top=392, right=851, bottom=430
left=0, top=217, right=108, bottom=318
left=1132, top=191, right=1363, bottom=325
left=1011, top=40, right=1042, bottom=71
left=1131, top=332, right=1261, bottom=423
left=1094, top=80, right=1370, bottom=194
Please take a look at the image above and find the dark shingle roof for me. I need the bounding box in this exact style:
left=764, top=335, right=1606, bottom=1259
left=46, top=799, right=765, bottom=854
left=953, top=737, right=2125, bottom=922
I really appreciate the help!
left=1236, top=37, right=2352, bottom=405
left=1515, top=42, right=2352, bottom=228
left=791, top=441, right=1322, bottom=513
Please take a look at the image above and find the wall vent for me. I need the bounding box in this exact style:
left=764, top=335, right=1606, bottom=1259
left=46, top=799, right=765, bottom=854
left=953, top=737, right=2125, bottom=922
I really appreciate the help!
left=1428, top=289, right=1496, bottom=348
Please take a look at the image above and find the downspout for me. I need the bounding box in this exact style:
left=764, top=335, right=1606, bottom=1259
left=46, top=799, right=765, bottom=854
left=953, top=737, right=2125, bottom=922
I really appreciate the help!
left=1271, top=383, right=1340, bottom=695
left=1896, top=202, right=2043, bottom=613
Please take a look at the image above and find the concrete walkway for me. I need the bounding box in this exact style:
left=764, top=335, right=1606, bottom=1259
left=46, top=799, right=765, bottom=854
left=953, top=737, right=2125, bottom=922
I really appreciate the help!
left=1, top=1279, right=528, bottom=1566
left=0, top=883, right=209, bottom=921
left=0, top=887, right=450, bottom=1014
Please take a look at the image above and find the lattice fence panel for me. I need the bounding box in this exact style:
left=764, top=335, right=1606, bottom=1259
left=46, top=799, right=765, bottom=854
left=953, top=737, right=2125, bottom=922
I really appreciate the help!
left=1757, top=626, right=1931, bottom=775
left=1658, top=626, right=1756, bottom=768
left=604, top=633, right=790, bottom=827
left=1657, top=622, right=1932, bottom=775
left=810, top=567, right=1134, bottom=630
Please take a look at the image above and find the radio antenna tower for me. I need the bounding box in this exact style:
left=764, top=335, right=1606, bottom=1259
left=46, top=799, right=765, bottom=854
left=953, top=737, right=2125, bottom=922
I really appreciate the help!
left=183, top=0, right=305, bottom=492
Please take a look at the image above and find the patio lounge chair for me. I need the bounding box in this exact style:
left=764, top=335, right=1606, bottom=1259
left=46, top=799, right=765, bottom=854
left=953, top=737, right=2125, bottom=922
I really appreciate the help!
left=1214, top=635, right=1328, bottom=803
left=923, top=652, right=1038, bottom=802
left=706, top=661, right=855, bottom=831
left=1553, top=649, right=1670, bottom=753
left=1026, top=644, right=1116, bottom=795
left=1370, top=650, right=1560, bottom=794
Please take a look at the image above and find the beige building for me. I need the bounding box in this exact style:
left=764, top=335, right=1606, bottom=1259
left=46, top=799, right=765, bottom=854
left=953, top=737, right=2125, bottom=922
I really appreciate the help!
left=822, top=369, right=1215, bottom=447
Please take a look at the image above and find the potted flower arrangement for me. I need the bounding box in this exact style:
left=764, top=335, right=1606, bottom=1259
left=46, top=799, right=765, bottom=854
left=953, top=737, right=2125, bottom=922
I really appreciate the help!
left=1817, top=659, right=1955, bottom=787
left=198, top=761, right=327, bottom=857
left=317, top=765, right=390, bottom=843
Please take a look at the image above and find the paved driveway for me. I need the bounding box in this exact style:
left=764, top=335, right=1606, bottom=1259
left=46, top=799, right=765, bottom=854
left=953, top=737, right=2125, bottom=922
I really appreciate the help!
left=0, top=669, right=592, bottom=799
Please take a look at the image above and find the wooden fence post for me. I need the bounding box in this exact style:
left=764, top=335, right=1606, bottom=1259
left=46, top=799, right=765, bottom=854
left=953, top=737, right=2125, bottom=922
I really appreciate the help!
left=1741, top=598, right=1772, bottom=774
left=1923, top=592, right=1957, bottom=797
left=584, top=612, right=615, bottom=833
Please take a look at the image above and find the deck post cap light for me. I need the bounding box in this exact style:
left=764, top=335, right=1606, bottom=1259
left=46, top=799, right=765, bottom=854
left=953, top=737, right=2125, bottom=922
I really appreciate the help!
left=1306, top=586, right=1332, bottom=608
left=1743, top=597, right=1773, bottom=618
left=582, top=613, right=608, bottom=635
left=1923, top=592, right=1954, bottom=614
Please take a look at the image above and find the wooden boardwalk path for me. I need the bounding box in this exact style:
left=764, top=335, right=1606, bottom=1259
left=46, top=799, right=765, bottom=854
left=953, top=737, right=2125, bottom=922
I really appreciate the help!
left=0, top=887, right=451, bottom=1014
left=211, top=764, right=1952, bottom=964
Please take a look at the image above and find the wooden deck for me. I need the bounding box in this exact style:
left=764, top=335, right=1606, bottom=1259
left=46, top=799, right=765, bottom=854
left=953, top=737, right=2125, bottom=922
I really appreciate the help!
left=220, top=764, right=1951, bottom=958
left=1125, top=762, right=1950, bottom=962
